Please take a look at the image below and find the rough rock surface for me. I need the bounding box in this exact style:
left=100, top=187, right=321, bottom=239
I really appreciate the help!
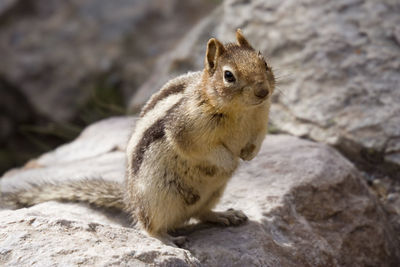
left=1, top=117, right=399, bottom=266
left=0, top=203, right=199, bottom=266
left=0, top=0, right=217, bottom=121
left=128, top=0, right=400, bottom=175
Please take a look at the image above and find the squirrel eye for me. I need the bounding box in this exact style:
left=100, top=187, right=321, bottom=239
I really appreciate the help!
left=224, top=70, right=236, bottom=83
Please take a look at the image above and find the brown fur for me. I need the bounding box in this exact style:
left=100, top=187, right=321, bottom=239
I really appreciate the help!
left=125, top=29, right=275, bottom=245
left=1, top=30, right=275, bottom=248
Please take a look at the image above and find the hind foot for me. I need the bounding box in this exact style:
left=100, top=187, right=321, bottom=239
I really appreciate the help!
left=199, top=208, right=248, bottom=226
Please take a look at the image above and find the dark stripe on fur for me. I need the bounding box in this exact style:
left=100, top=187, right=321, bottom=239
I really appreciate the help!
left=132, top=118, right=166, bottom=175
left=140, top=83, right=185, bottom=117
left=133, top=99, right=184, bottom=175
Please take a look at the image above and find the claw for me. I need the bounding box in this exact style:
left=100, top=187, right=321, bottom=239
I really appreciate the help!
left=200, top=209, right=248, bottom=226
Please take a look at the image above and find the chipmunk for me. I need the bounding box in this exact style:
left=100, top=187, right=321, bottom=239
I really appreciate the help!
left=0, top=29, right=275, bottom=246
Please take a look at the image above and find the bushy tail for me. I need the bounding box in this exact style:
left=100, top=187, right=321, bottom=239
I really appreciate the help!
left=0, top=179, right=126, bottom=211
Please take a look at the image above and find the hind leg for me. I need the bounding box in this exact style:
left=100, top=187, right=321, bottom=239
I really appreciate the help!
left=136, top=201, right=188, bottom=247
left=138, top=216, right=188, bottom=247
left=143, top=219, right=188, bottom=247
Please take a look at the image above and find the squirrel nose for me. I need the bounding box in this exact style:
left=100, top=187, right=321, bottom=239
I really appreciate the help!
left=254, top=88, right=269, bottom=99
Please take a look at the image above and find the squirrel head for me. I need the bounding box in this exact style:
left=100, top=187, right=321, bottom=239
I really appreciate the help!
left=203, top=29, right=275, bottom=110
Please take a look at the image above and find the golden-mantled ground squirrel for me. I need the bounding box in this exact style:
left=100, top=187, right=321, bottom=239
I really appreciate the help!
left=1, top=29, right=275, bottom=246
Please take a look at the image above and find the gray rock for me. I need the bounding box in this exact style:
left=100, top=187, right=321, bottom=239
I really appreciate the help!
left=1, top=117, right=399, bottom=266
left=0, top=117, right=134, bottom=191
left=0, top=0, right=217, bottom=121
left=129, top=6, right=224, bottom=113
left=0, top=0, right=16, bottom=16
left=0, top=202, right=200, bottom=266
left=128, top=0, right=400, bottom=176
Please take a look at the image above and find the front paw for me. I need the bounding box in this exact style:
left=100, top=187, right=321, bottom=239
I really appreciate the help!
left=240, top=143, right=256, bottom=161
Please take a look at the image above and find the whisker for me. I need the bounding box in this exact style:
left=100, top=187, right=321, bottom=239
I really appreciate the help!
left=269, top=65, right=295, bottom=101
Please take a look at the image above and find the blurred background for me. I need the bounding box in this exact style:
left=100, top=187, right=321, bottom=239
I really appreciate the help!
left=0, top=0, right=399, bottom=196
left=0, top=0, right=219, bottom=174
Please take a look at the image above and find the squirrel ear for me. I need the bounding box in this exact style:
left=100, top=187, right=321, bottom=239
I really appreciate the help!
left=236, top=29, right=253, bottom=49
left=205, top=38, right=225, bottom=73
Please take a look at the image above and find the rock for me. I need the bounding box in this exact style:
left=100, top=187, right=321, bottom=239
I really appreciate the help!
left=128, top=6, right=224, bottom=113
left=0, top=0, right=17, bottom=16
left=0, top=0, right=217, bottom=122
left=128, top=0, right=400, bottom=176
left=374, top=176, right=400, bottom=240
left=0, top=77, right=76, bottom=175
left=0, top=202, right=199, bottom=266
left=0, top=0, right=219, bottom=175
left=1, top=116, right=399, bottom=266
left=0, top=117, right=134, bottom=191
